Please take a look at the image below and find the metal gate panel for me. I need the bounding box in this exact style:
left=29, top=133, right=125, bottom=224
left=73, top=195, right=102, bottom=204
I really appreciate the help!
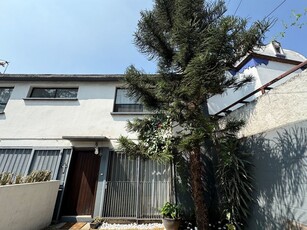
left=139, top=181, right=170, bottom=218
left=109, top=151, right=138, bottom=181
left=0, top=147, right=73, bottom=221
left=102, top=152, right=171, bottom=219
left=139, top=158, right=171, bottom=218
left=29, top=149, right=62, bottom=180
left=56, top=149, right=72, bottom=185
left=53, top=149, right=72, bottom=220
left=103, top=152, right=138, bottom=218
left=103, top=181, right=138, bottom=218
left=0, top=149, right=32, bottom=176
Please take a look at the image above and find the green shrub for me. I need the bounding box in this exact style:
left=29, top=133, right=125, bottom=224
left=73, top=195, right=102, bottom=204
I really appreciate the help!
left=0, top=170, right=52, bottom=186
left=0, top=172, right=13, bottom=185
left=15, top=175, right=23, bottom=184
left=160, top=202, right=181, bottom=219
left=24, top=170, right=51, bottom=183
left=92, top=216, right=104, bottom=224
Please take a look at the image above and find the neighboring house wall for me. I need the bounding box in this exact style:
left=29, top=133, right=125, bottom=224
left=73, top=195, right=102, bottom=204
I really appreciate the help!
left=225, top=70, right=307, bottom=228
left=227, top=70, right=307, bottom=137
left=208, top=42, right=306, bottom=115
left=208, top=59, right=304, bottom=115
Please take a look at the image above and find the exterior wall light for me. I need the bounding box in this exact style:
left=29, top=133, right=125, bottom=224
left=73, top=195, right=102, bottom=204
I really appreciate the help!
left=94, top=142, right=99, bottom=155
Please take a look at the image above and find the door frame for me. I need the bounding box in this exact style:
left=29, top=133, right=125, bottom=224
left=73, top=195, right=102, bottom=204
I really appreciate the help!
left=61, top=147, right=104, bottom=220
left=93, top=147, right=110, bottom=217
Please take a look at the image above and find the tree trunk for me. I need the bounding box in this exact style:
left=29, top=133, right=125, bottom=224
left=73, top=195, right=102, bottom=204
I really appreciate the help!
left=190, top=147, right=208, bottom=230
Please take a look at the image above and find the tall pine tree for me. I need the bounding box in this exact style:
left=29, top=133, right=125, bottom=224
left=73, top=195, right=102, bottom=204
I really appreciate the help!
left=118, top=0, right=270, bottom=229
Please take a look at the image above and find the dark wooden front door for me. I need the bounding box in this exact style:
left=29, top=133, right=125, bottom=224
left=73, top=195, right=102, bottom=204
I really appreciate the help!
left=62, top=150, right=100, bottom=216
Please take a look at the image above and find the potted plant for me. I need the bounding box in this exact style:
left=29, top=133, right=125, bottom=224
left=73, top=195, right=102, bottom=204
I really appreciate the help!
left=160, top=202, right=181, bottom=230
left=90, top=217, right=103, bottom=229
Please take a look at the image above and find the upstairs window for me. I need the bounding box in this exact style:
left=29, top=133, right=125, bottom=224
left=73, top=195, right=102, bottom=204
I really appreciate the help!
left=30, top=88, right=78, bottom=99
left=272, top=40, right=285, bottom=57
left=114, top=88, right=144, bottom=112
left=0, top=87, right=13, bottom=113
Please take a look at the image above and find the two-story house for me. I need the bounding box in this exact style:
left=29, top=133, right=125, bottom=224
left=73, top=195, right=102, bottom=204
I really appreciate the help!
left=0, top=74, right=171, bottom=222
left=0, top=41, right=306, bottom=224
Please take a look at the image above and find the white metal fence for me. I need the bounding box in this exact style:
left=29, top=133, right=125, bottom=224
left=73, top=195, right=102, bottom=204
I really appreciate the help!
left=102, top=152, right=171, bottom=219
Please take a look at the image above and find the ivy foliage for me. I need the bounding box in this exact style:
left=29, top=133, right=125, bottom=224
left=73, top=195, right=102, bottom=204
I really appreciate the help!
left=118, top=113, right=175, bottom=163
left=277, top=8, right=307, bottom=38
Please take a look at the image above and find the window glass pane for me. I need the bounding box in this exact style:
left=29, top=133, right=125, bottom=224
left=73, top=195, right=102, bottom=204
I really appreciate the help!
left=114, top=104, right=143, bottom=112
left=31, top=88, right=56, bottom=98
left=30, top=88, right=78, bottom=98
left=115, top=89, right=137, bottom=104
left=0, top=88, right=13, bottom=112
left=0, top=104, right=5, bottom=113
left=55, top=88, right=78, bottom=98
left=114, top=89, right=144, bottom=112
left=0, top=88, right=13, bottom=103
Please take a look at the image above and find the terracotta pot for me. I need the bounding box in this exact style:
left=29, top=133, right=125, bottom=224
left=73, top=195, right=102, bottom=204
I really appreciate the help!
left=162, top=218, right=180, bottom=230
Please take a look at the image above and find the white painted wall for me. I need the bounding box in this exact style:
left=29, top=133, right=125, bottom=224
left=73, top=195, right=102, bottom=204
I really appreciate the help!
left=0, top=80, right=141, bottom=148
left=247, top=121, right=307, bottom=229
left=208, top=65, right=259, bottom=114
left=0, top=180, right=60, bottom=230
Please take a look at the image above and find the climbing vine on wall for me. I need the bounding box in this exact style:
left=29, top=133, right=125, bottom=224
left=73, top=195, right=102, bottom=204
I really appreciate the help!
left=118, top=113, right=176, bottom=163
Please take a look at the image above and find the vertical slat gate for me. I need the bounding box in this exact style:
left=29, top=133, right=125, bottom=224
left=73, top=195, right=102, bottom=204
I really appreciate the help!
left=103, top=152, right=138, bottom=218
left=102, top=152, right=171, bottom=219
left=29, top=149, right=62, bottom=180
left=0, top=148, right=72, bottom=221
left=0, top=149, right=32, bottom=176
left=139, top=157, right=170, bottom=219
left=0, top=148, right=71, bottom=184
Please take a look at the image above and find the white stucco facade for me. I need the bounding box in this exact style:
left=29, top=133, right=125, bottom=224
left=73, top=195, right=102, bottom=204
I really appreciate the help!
left=0, top=76, right=168, bottom=221
left=0, top=78, right=141, bottom=149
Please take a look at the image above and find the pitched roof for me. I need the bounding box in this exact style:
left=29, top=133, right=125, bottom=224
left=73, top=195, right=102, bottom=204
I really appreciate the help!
left=235, top=42, right=306, bottom=70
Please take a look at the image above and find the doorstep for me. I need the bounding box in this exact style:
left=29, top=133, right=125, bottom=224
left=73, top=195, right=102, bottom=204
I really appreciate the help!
left=61, top=215, right=92, bottom=222
left=46, top=222, right=90, bottom=230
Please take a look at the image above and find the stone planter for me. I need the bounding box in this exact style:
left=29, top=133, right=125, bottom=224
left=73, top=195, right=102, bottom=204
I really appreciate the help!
left=0, top=180, right=60, bottom=230
left=162, top=218, right=180, bottom=230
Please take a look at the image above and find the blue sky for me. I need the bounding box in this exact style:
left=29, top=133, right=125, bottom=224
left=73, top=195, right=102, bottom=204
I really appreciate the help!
left=0, top=0, right=306, bottom=74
